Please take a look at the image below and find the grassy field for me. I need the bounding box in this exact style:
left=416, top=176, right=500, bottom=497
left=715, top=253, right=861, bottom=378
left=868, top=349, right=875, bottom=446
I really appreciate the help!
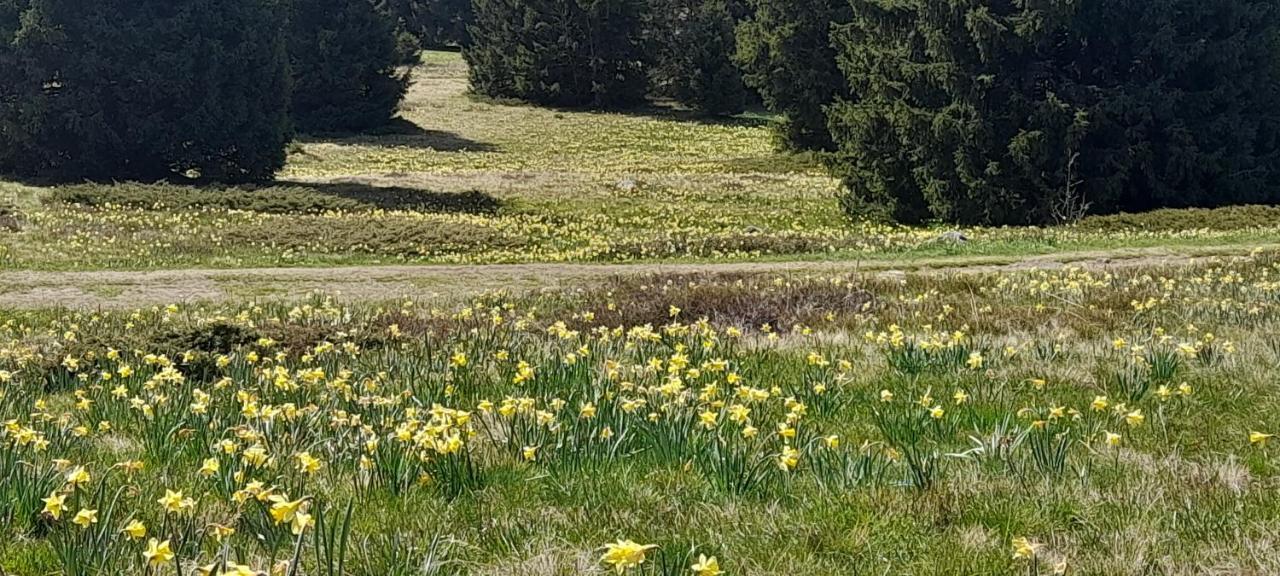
left=3, top=50, right=1280, bottom=271
left=1, top=251, right=1279, bottom=575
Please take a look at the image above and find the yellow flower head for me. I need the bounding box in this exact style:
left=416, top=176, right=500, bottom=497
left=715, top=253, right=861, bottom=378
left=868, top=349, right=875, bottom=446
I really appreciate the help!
left=42, top=491, right=67, bottom=519
left=1011, top=536, right=1039, bottom=560
left=601, top=539, right=657, bottom=573
left=123, top=519, right=147, bottom=539
left=72, top=508, right=98, bottom=528
left=691, top=554, right=723, bottom=576
left=143, top=538, right=174, bottom=566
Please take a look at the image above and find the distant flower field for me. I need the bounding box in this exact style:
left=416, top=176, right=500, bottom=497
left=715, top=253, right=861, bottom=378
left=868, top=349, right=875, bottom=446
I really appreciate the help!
left=1, top=251, right=1278, bottom=574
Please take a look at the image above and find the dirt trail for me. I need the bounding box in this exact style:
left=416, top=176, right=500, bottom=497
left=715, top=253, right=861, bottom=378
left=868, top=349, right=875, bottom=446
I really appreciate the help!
left=0, top=244, right=1270, bottom=310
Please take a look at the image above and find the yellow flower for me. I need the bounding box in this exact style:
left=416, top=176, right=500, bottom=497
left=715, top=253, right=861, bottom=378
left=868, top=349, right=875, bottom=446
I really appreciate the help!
left=143, top=538, right=174, bottom=566
left=268, top=495, right=306, bottom=525
left=965, top=352, right=984, bottom=370
left=929, top=406, right=945, bottom=419
left=879, top=389, right=893, bottom=402
left=295, top=452, right=323, bottom=475
left=42, top=491, right=67, bottom=519
left=291, top=511, right=313, bottom=535
left=1011, top=536, right=1039, bottom=560
left=777, top=445, right=800, bottom=471
left=690, top=554, right=723, bottom=576
left=1250, top=431, right=1274, bottom=446
left=158, top=489, right=194, bottom=514
left=1091, top=396, right=1108, bottom=412
left=65, top=465, right=91, bottom=488
left=122, top=519, right=147, bottom=539
left=823, top=435, right=840, bottom=449
left=218, top=564, right=258, bottom=576
left=199, top=458, right=220, bottom=477
left=72, top=508, right=98, bottom=528
left=522, top=446, right=538, bottom=462
left=210, top=523, right=237, bottom=542
left=1125, top=409, right=1144, bottom=428
left=952, top=389, right=969, bottom=405
left=1104, top=431, right=1122, bottom=447
left=698, top=410, right=718, bottom=429
left=601, top=539, right=658, bottom=573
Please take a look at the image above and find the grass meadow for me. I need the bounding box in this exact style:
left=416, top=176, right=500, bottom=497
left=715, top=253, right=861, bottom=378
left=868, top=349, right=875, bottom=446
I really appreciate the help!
left=1, top=251, right=1279, bottom=575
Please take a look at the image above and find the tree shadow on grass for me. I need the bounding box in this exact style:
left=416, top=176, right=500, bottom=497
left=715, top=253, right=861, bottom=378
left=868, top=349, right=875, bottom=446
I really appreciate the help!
left=617, top=100, right=775, bottom=129
left=298, top=118, right=499, bottom=152
left=284, top=180, right=502, bottom=215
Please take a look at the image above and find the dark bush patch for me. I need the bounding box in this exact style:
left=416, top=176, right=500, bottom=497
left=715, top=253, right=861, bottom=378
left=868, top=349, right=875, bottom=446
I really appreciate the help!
left=0, top=202, right=21, bottom=232
left=167, top=322, right=260, bottom=355
left=222, top=216, right=523, bottom=258
left=567, top=272, right=874, bottom=329
left=47, top=182, right=501, bottom=215
left=1076, top=205, right=1280, bottom=233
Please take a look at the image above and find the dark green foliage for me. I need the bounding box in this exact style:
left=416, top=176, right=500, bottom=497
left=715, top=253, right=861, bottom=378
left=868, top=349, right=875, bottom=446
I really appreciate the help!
left=379, top=0, right=472, bottom=48
left=290, top=0, right=411, bottom=134
left=735, top=0, right=850, bottom=150
left=0, top=0, right=290, bottom=183
left=646, top=0, right=749, bottom=115
left=829, top=0, right=1280, bottom=225
left=48, top=182, right=502, bottom=215
left=1077, top=205, right=1280, bottom=233
left=465, top=0, right=648, bottom=108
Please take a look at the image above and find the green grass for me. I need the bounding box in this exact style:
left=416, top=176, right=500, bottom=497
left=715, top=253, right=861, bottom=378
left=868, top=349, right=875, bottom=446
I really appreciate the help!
left=1, top=252, right=1279, bottom=574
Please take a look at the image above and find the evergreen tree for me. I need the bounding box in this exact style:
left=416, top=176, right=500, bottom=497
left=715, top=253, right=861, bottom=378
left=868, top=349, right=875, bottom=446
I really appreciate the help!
left=646, top=0, right=749, bottom=115
left=829, top=0, right=1280, bottom=225
left=290, top=0, right=410, bottom=134
left=735, top=0, right=850, bottom=150
left=0, top=0, right=291, bottom=183
left=466, top=0, right=648, bottom=108
left=379, top=0, right=472, bottom=48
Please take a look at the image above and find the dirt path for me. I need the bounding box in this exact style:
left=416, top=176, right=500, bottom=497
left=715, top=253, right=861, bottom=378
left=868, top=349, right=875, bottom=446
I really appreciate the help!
left=0, top=244, right=1270, bottom=310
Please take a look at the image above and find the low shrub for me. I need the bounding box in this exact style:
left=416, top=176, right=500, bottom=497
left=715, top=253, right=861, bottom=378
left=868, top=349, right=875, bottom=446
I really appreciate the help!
left=0, top=202, right=20, bottom=232
left=221, top=215, right=525, bottom=257
left=566, top=272, right=874, bottom=329
left=1076, top=205, right=1280, bottom=233
left=47, top=182, right=501, bottom=215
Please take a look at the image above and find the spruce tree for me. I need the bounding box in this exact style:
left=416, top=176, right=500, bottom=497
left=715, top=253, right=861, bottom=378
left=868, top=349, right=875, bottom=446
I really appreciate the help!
left=290, top=0, right=410, bottom=134
left=735, top=0, right=850, bottom=150
left=646, top=0, right=749, bottom=116
left=828, top=0, right=1280, bottom=225
left=0, top=0, right=291, bottom=183
left=466, top=0, right=648, bottom=108
left=379, top=0, right=472, bottom=48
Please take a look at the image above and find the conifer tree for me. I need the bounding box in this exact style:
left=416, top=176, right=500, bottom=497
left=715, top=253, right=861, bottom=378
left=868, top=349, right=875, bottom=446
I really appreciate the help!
left=466, top=0, right=648, bottom=108
left=735, top=0, right=850, bottom=150
left=290, top=0, right=410, bottom=133
left=0, top=0, right=291, bottom=182
left=646, top=0, right=749, bottom=115
left=379, top=0, right=472, bottom=48
left=827, top=0, right=1280, bottom=225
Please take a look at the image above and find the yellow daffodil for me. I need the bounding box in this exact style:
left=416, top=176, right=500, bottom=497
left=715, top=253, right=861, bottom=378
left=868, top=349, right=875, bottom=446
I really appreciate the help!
left=601, top=539, right=657, bottom=573
left=691, top=554, right=723, bottom=576
left=143, top=538, right=174, bottom=566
